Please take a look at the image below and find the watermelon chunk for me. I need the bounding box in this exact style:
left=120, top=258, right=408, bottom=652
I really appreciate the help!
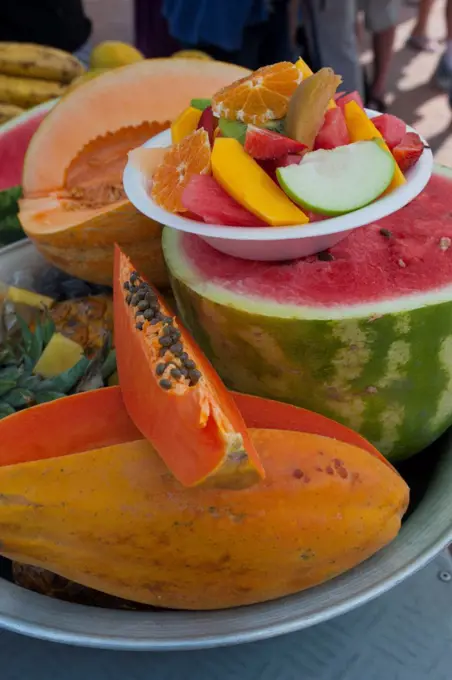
left=392, top=131, right=424, bottom=172
left=336, top=91, right=364, bottom=112
left=372, top=114, right=406, bottom=150
left=182, top=175, right=266, bottom=226
left=244, top=125, right=307, bottom=160
left=314, top=108, right=350, bottom=150
left=0, top=107, right=48, bottom=191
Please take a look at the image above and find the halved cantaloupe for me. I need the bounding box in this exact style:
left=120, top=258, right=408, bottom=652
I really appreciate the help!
left=19, top=59, right=250, bottom=287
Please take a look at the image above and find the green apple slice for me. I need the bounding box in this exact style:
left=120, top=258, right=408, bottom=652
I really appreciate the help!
left=276, top=141, right=396, bottom=216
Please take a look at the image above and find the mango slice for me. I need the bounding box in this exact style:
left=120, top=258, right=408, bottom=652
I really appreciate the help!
left=343, top=101, right=406, bottom=191
left=295, top=57, right=336, bottom=110
left=211, top=138, right=308, bottom=226
left=285, top=67, right=342, bottom=149
left=171, top=106, right=202, bottom=144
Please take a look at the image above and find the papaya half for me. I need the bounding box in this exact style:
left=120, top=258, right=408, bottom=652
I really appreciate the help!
left=0, top=386, right=409, bottom=610
left=18, top=59, right=250, bottom=287
left=114, top=246, right=265, bottom=489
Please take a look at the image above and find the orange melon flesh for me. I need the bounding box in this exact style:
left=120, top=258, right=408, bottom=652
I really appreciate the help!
left=23, top=59, right=250, bottom=195
left=19, top=59, right=250, bottom=286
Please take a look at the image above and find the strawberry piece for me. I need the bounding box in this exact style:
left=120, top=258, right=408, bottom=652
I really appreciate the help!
left=244, top=124, right=307, bottom=160
left=182, top=175, right=266, bottom=226
left=314, top=108, right=350, bottom=150
left=392, top=132, right=424, bottom=173
left=197, top=106, right=218, bottom=146
left=336, top=91, right=365, bottom=112
left=372, top=114, right=406, bottom=150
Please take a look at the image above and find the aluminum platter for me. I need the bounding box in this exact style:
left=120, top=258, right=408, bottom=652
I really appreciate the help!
left=0, top=240, right=451, bottom=651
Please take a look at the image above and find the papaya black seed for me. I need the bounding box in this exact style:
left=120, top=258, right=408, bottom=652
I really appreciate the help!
left=125, top=294, right=132, bottom=305
left=179, top=352, right=188, bottom=362
left=156, top=363, right=166, bottom=376
left=150, top=318, right=160, bottom=325
left=163, top=316, right=173, bottom=323
left=189, top=369, right=202, bottom=385
left=135, top=309, right=144, bottom=318
left=131, top=293, right=140, bottom=306
left=123, top=281, right=130, bottom=290
left=159, top=378, right=172, bottom=390
left=136, top=321, right=144, bottom=330
left=137, top=300, right=149, bottom=311
left=170, top=367, right=182, bottom=379
left=170, top=342, right=183, bottom=355
left=130, top=272, right=138, bottom=283
left=179, top=367, right=189, bottom=378
left=170, top=328, right=181, bottom=340
left=159, top=347, right=167, bottom=356
left=162, top=325, right=173, bottom=336
left=143, top=308, right=154, bottom=320
left=184, top=358, right=196, bottom=370
left=159, top=336, right=173, bottom=347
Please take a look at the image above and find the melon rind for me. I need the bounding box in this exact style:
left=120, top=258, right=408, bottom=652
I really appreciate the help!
left=163, top=165, right=452, bottom=462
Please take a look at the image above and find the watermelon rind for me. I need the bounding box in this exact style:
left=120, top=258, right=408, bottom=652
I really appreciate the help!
left=163, top=164, right=452, bottom=462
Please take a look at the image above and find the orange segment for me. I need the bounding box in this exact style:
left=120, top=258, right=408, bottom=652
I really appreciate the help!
left=151, top=128, right=211, bottom=213
left=211, top=61, right=302, bottom=125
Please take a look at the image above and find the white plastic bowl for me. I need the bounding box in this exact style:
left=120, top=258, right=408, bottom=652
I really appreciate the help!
left=123, top=110, right=433, bottom=261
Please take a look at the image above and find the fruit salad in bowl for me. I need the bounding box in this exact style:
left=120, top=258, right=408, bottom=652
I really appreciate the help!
left=123, top=58, right=433, bottom=261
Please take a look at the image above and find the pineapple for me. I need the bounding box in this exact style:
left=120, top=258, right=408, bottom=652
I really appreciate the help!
left=0, top=305, right=117, bottom=420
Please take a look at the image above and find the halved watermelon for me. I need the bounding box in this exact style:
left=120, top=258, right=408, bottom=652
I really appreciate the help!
left=163, top=165, right=452, bottom=463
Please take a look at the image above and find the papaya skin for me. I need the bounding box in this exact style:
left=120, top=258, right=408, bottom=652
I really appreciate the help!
left=0, top=427, right=408, bottom=610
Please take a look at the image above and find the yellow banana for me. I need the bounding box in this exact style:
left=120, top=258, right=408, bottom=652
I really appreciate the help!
left=0, top=74, right=66, bottom=109
left=0, top=43, right=85, bottom=84
left=0, top=102, right=24, bottom=124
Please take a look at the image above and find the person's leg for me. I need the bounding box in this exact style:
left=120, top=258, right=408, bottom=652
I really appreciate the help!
left=304, top=0, right=364, bottom=95
left=436, top=0, right=452, bottom=89
left=364, top=0, right=400, bottom=109
left=407, top=0, right=436, bottom=50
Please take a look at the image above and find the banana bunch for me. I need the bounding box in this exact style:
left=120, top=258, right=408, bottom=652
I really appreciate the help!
left=0, top=42, right=85, bottom=122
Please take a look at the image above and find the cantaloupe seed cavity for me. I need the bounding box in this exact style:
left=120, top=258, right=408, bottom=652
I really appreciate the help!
left=62, top=120, right=170, bottom=210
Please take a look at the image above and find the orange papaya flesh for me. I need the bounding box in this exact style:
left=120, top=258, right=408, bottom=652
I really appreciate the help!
left=114, top=246, right=265, bottom=490
left=234, top=391, right=395, bottom=471
left=0, top=419, right=409, bottom=609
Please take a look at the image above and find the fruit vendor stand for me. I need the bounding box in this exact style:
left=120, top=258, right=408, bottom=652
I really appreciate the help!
left=0, top=46, right=452, bottom=678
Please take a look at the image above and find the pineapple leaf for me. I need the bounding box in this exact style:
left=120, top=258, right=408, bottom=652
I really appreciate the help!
left=74, top=335, right=112, bottom=393
left=0, top=403, right=15, bottom=419
left=41, top=316, right=56, bottom=347
left=35, top=391, right=66, bottom=405
left=36, top=355, right=90, bottom=394
left=0, top=366, right=21, bottom=382
left=4, top=388, right=34, bottom=408
left=0, top=380, right=16, bottom=398
left=101, top=349, right=117, bottom=381
left=17, top=373, right=42, bottom=390
left=15, top=315, right=34, bottom=354
left=22, top=354, right=35, bottom=374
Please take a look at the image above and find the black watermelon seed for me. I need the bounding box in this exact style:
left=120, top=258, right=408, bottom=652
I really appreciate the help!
left=380, top=228, right=392, bottom=239
left=143, top=308, right=154, bottom=320
left=159, top=378, right=172, bottom=390
left=125, top=294, right=132, bottom=305
left=136, top=322, right=144, bottom=330
left=189, top=369, right=202, bottom=385
left=184, top=358, right=196, bottom=370
left=170, top=342, right=183, bottom=355
left=159, top=336, right=173, bottom=347
left=317, top=251, right=334, bottom=262
left=137, top=300, right=149, bottom=311
left=123, top=281, right=130, bottom=290
left=156, top=363, right=166, bottom=376
left=170, top=368, right=182, bottom=379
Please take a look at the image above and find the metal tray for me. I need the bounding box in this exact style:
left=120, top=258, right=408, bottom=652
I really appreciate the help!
left=0, top=240, right=451, bottom=651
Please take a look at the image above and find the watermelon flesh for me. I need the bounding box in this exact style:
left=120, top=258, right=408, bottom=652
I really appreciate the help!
left=0, top=108, right=48, bottom=190
left=314, top=108, right=350, bottom=150
left=182, top=175, right=266, bottom=226
left=372, top=114, right=406, bottom=150
left=163, top=167, right=452, bottom=462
